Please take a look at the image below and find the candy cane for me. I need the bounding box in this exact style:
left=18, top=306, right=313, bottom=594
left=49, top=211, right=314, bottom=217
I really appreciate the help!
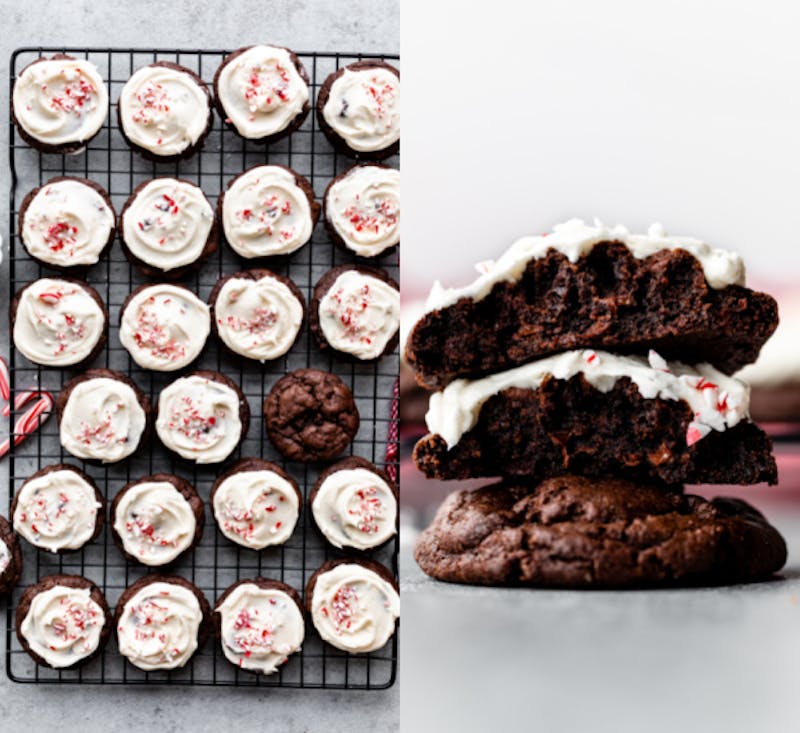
left=0, top=356, right=9, bottom=403
left=0, top=391, right=54, bottom=460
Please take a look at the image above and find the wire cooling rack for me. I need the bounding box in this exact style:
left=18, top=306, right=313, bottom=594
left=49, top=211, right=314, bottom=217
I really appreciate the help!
left=5, top=47, right=399, bottom=688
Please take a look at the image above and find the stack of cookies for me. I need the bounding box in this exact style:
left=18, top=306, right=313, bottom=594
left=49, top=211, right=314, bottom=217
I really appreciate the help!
left=406, top=219, right=787, bottom=587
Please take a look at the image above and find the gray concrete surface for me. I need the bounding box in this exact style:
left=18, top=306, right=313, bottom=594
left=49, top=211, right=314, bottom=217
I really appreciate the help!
left=0, top=1, right=399, bottom=730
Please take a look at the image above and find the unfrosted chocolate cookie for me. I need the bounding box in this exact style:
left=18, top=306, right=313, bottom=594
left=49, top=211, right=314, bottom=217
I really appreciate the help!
left=0, top=515, right=22, bottom=595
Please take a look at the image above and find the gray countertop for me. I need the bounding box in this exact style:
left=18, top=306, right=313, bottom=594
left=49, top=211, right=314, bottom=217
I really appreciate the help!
left=0, top=0, right=399, bottom=729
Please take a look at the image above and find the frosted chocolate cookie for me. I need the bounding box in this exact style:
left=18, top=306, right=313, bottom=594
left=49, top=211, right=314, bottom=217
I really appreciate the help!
left=118, top=61, right=213, bottom=162
left=310, top=457, right=398, bottom=552
left=306, top=558, right=399, bottom=653
left=210, top=458, right=301, bottom=550
left=12, top=54, right=108, bottom=154
left=214, top=578, right=305, bottom=675
left=57, top=369, right=150, bottom=464
left=0, top=515, right=22, bottom=595
left=119, top=177, right=217, bottom=280
left=219, top=164, right=319, bottom=259
left=155, top=371, right=249, bottom=464
left=111, top=473, right=204, bottom=567
left=115, top=575, right=211, bottom=671
left=317, top=60, right=400, bottom=160
left=12, top=464, right=104, bottom=554
left=16, top=574, right=111, bottom=669
left=214, top=45, right=310, bottom=143
left=208, top=269, right=305, bottom=362
left=119, top=283, right=210, bottom=371
left=19, top=177, right=115, bottom=270
left=323, top=164, right=399, bottom=258
left=11, top=277, right=107, bottom=368
left=310, top=265, right=400, bottom=361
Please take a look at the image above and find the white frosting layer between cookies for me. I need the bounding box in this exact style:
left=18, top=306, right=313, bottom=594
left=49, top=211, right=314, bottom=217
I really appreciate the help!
left=120, top=284, right=210, bottom=371
left=156, top=375, right=243, bottom=464
left=214, top=274, right=303, bottom=361
left=117, top=581, right=202, bottom=670
left=59, top=377, right=146, bottom=463
left=222, top=166, right=314, bottom=257
left=13, top=278, right=105, bottom=367
left=217, top=45, right=309, bottom=140
left=22, top=179, right=114, bottom=267
left=113, top=481, right=197, bottom=566
left=427, top=349, right=750, bottom=449
left=0, top=539, right=10, bottom=575
left=312, top=468, right=397, bottom=550
left=119, top=64, right=209, bottom=156
left=13, top=58, right=108, bottom=146
left=318, top=269, right=399, bottom=360
left=326, top=165, right=399, bottom=256
left=425, top=219, right=746, bottom=313
left=217, top=583, right=304, bottom=674
left=13, top=469, right=100, bottom=553
left=212, top=469, right=299, bottom=549
left=122, top=178, right=214, bottom=271
left=311, top=563, right=399, bottom=653
left=20, top=585, right=105, bottom=668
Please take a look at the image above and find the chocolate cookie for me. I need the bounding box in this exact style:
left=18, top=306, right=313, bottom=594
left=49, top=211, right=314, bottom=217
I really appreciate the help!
left=414, top=476, right=788, bottom=588
left=0, top=515, right=23, bottom=595
left=263, top=369, right=359, bottom=462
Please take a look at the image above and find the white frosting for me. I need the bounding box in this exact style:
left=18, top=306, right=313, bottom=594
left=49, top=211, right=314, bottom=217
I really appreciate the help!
left=427, top=349, right=750, bottom=449
left=13, top=58, right=108, bottom=146
left=122, top=178, right=214, bottom=271
left=59, top=377, right=147, bottom=463
left=214, top=274, right=303, bottom=361
left=156, top=375, right=243, bottom=464
left=217, top=583, right=304, bottom=674
left=117, top=581, right=202, bottom=670
left=119, top=64, right=210, bottom=156
left=120, top=284, right=210, bottom=371
left=22, top=179, right=114, bottom=267
left=13, top=278, right=105, bottom=367
left=212, top=469, right=299, bottom=549
left=113, top=481, right=197, bottom=566
left=13, top=469, right=100, bottom=553
left=217, top=45, right=309, bottom=140
left=312, top=467, right=397, bottom=550
left=322, top=66, right=399, bottom=153
left=318, top=270, right=400, bottom=360
left=326, top=166, right=399, bottom=256
left=311, top=563, right=399, bottom=653
left=0, top=539, right=10, bottom=575
left=20, top=585, right=105, bottom=668
left=222, top=166, right=314, bottom=258
left=425, top=219, right=746, bottom=313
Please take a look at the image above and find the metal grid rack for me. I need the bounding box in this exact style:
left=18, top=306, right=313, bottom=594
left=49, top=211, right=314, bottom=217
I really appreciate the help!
left=5, top=47, right=399, bottom=688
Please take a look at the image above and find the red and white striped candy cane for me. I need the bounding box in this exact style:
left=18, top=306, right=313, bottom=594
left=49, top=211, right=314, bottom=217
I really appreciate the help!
left=0, top=356, right=9, bottom=403
left=0, top=390, right=54, bottom=460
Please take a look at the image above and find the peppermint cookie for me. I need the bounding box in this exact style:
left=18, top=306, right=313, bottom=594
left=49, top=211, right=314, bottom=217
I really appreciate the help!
left=219, top=164, right=319, bottom=259
left=12, top=54, right=108, bottom=154
left=19, top=177, right=115, bottom=270
left=214, top=578, right=305, bottom=675
left=119, top=283, right=211, bottom=371
left=310, top=457, right=398, bottom=552
left=210, top=458, right=301, bottom=550
left=323, top=164, right=399, bottom=258
left=57, top=369, right=150, bottom=464
left=11, top=277, right=107, bottom=368
left=310, top=265, right=400, bottom=361
left=213, top=45, right=310, bottom=143
left=120, top=177, right=217, bottom=280
left=118, top=61, right=213, bottom=162
left=111, top=474, right=203, bottom=567
left=208, top=269, right=305, bottom=362
left=16, top=574, right=111, bottom=669
left=306, top=559, right=400, bottom=653
left=317, top=60, right=400, bottom=160
left=155, top=371, right=250, bottom=464
left=0, top=515, right=23, bottom=595
left=12, top=464, right=104, bottom=554
left=263, top=369, right=359, bottom=462
left=115, top=575, right=211, bottom=671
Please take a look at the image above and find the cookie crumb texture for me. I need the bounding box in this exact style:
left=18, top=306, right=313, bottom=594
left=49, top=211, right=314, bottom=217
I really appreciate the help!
left=414, top=476, right=787, bottom=588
